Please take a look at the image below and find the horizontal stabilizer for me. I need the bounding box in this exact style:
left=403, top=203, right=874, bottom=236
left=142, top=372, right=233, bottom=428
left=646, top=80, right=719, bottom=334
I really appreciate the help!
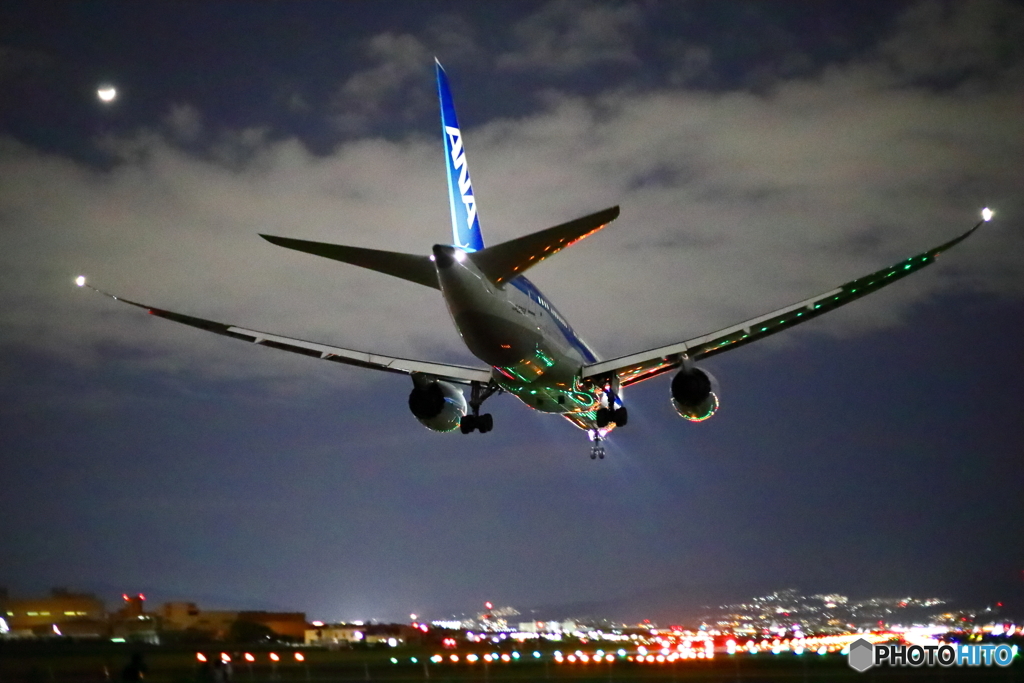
left=260, top=234, right=439, bottom=290
left=468, top=206, right=619, bottom=285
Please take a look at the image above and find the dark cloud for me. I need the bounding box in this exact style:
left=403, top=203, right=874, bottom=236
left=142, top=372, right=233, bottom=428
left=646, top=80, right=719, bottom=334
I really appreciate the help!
left=878, top=0, right=1024, bottom=87
left=497, top=0, right=644, bottom=73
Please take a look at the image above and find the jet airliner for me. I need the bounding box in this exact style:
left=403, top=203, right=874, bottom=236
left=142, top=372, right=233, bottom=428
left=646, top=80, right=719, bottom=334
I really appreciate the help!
left=78, top=61, right=990, bottom=459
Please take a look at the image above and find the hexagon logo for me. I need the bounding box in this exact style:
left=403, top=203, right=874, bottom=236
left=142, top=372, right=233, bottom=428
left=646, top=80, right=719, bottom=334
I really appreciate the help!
left=848, top=638, right=874, bottom=672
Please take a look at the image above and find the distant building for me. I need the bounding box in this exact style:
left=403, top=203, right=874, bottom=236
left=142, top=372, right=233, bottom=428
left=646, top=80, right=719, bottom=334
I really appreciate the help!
left=238, top=611, right=307, bottom=640
left=305, top=624, right=366, bottom=646
left=304, top=624, right=407, bottom=647
left=517, top=620, right=579, bottom=634
left=159, top=603, right=237, bottom=638
left=1, top=588, right=106, bottom=635
left=159, top=602, right=201, bottom=628
left=159, top=602, right=306, bottom=640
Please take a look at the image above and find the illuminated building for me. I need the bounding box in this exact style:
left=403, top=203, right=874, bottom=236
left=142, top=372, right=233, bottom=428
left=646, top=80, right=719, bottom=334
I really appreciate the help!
left=0, top=588, right=105, bottom=634
left=305, top=623, right=407, bottom=647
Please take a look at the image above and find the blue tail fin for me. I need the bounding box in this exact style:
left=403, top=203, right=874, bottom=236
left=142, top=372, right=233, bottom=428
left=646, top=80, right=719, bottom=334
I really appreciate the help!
left=436, top=59, right=484, bottom=253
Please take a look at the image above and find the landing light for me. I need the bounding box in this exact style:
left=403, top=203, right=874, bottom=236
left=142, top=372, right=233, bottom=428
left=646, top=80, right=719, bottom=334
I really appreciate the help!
left=982, top=207, right=994, bottom=222
left=454, top=249, right=468, bottom=263
left=75, top=276, right=86, bottom=287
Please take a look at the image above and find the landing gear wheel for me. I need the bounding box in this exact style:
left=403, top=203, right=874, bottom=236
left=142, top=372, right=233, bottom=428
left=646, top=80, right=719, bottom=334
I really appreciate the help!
left=595, top=407, right=611, bottom=428
left=463, top=381, right=500, bottom=435
left=613, top=407, right=628, bottom=427
left=479, top=413, right=493, bottom=433
left=460, top=412, right=492, bottom=434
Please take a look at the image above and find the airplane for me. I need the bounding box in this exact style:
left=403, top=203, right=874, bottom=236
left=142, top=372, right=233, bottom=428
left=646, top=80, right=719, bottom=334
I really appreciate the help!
left=77, top=60, right=991, bottom=460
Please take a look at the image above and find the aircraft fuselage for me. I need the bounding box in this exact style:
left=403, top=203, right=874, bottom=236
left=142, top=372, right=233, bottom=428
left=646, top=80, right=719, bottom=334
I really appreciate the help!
left=432, top=244, right=609, bottom=431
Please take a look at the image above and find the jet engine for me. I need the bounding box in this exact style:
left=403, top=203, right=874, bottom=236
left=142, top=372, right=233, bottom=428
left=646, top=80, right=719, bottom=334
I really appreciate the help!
left=670, top=365, right=720, bottom=422
left=408, top=378, right=467, bottom=432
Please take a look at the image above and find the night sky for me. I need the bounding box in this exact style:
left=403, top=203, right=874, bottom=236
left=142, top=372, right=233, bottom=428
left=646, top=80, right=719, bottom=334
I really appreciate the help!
left=2, top=1, right=1022, bottom=625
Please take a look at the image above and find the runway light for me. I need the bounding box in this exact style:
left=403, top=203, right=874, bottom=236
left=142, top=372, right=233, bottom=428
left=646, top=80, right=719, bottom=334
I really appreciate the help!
left=196, top=653, right=207, bottom=663
left=244, top=653, right=255, bottom=663
left=294, top=652, right=305, bottom=662
left=269, top=653, right=279, bottom=662
left=982, top=207, right=994, bottom=222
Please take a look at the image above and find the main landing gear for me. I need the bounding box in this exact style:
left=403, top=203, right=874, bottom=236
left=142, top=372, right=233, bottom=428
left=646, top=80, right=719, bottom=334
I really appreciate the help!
left=594, top=380, right=628, bottom=429
left=460, top=380, right=500, bottom=434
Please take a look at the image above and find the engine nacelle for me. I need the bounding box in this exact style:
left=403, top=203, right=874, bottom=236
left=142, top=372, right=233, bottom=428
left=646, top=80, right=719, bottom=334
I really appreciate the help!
left=670, top=365, right=720, bottom=422
left=408, top=379, right=467, bottom=432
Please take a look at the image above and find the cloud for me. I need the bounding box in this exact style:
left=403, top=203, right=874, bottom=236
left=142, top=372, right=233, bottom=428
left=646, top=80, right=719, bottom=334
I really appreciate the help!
left=330, top=18, right=482, bottom=135
left=163, top=104, right=203, bottom=143
left=497, top=0, right=643, bottom=73
left=331, top=32, right=433, bottom=134
left=877, top=0, right=1024, bottom=86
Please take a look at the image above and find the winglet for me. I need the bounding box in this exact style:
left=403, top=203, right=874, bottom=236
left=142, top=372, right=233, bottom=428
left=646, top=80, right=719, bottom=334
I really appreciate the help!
left=436, top=60, right=484, bottom=253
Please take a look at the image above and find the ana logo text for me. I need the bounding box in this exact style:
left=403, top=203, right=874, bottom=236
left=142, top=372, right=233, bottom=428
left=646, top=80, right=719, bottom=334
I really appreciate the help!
left=445, top=126, right=477, bottom=235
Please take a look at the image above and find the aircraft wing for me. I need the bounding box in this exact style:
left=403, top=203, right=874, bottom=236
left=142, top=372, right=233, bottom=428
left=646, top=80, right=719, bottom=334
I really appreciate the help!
left=582, top=216, right=986, bottom=387
left=78, top=284, right=492, bottom=385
